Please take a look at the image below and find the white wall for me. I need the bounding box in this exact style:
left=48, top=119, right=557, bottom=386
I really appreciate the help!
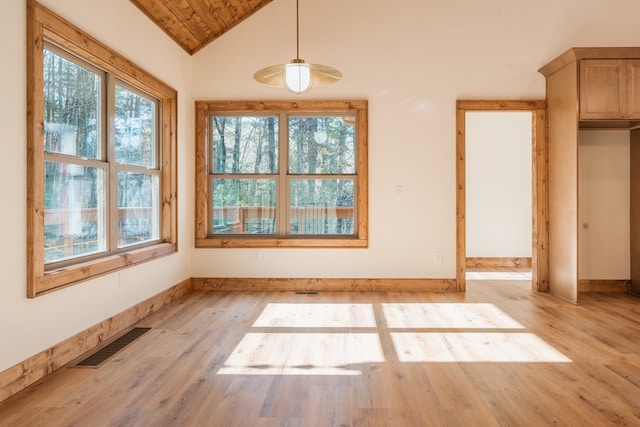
left=466, top=112, right=532, bottom=258
left=190, top=0, right=640, bottom=279
left=3, top=0, right=640, bottom=375
left=0, top=0, right=193, bottom=373
left=578, top=130, right=630, bottom=279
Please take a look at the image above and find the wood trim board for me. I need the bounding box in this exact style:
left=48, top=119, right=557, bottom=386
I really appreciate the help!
left=192, top=278, right=457, bottom=292
left=0, top=279, right=192, bottom=404
left=466, top=257, right=532, bottom=269
left=578, top=280, right=630, bottom=292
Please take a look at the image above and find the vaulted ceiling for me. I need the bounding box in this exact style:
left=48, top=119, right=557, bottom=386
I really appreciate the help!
left=130, top=0, right=273, bottom=55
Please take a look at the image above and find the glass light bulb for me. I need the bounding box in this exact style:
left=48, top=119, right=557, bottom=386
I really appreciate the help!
left=285, top=63, right=312, bottom=94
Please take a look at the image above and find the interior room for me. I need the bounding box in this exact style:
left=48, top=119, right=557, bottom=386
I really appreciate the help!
left=1, top=0, right=640, bottom=425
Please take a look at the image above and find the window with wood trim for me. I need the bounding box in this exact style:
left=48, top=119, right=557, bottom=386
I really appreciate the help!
left=27, top=1, right=177, bottom=297
left=195, top=101, right=368, bottom=248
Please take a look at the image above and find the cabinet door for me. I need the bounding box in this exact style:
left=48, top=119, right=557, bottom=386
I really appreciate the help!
left=627, top=60, right=640, bottom=119
left=579, top=59, right=627, bottom=119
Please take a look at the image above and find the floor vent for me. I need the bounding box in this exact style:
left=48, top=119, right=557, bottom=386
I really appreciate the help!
left=74, top=327, right=151, bottom=368
left=295, top=291, right=319, bottom=295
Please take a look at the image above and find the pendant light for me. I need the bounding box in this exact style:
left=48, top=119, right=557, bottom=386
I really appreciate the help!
left=253, top=0, right=342, bottom=94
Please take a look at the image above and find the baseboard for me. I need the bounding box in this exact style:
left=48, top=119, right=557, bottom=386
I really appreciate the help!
left=578, top=279, right=630, bottom=293
left=0, top=278, right=192, bottom=404
left=466, top=257, right=532, bottom=268
left=192, top=277, right=458, bottom=292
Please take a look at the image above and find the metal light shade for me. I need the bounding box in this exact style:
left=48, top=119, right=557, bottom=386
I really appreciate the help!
left=254, top=0, right=341, bottom=94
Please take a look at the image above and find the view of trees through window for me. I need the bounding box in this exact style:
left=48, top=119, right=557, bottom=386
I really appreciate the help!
left=210, top=114, right=356, bottom=236
left=43, top=47, right=159, bottom=264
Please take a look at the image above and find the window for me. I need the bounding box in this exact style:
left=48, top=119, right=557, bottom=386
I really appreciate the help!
left=27, top=1, right=177, bottom=297
left=195, top=101, right=368, bottom=248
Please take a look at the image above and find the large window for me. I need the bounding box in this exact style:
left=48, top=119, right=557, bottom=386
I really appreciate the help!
left=27, top=1, right=177, bottom=297
left=196, top=101, right=368, bottom=248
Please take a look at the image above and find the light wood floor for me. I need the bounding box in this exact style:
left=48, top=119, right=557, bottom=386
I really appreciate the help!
left=1, top=276, right=640, bottom=426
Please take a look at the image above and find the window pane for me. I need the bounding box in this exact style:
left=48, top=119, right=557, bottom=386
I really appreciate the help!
left=211, top=116, right=278, bottom=174
left=290, top=179, right=355, bottom=235
left=118, top=172, right=160, bottom=247
left=44, top=162, right=106, bottom=263
left=213, top=179, right=276, bottom=234
left=288, top=116, right=356, bottom=174
left=44, top=49, right=101, bottom=159
left=115, top=85, right=156, bottom=167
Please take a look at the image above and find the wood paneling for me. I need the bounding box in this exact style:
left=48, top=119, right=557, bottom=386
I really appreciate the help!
left=130, top=0, right=273, bottom=55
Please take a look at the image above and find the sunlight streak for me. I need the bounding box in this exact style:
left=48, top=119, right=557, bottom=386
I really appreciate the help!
left=382, top=303, right=525, bottom=329
left=218, top=333, right=385, bottom=375
left=253, top=303, right=376, bottom=328
left=391, top=332, right=571, bottom=363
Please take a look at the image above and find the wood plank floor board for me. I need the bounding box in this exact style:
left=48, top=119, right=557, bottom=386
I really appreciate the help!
left=2, top=277, right=640, bottom=426
left=254, top=417, right=305, bottom=427
left=604, top=357, right=640, bottom=389
left=355, top=367, right=418, bottom=425
left=488, top=364, right=598, bottom=426
left=539, top=306, right=640, bottom=360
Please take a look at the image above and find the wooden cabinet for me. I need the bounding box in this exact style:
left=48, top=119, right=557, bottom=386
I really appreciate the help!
left=632, top=130, right=640, bottom=295
left=628, top=60, right=640, bottom=118
left=580, top=59, right=640, bottom=120
left=539, top=47, right=640, bottom=303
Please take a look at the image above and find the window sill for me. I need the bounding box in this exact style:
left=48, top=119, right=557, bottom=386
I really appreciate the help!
left=195, top=237, right=368, bottom=249
left=30, top=242, right=176, bottom=297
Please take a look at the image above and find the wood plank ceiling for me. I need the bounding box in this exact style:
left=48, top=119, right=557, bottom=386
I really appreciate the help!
left=130, top=0, right=273, bottom=55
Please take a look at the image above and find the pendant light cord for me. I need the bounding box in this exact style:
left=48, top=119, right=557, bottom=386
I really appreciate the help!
left=295, top=0, right=300, bottom=60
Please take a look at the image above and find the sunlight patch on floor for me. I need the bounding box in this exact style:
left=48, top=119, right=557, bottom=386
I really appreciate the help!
left=217, top=333, right=385, bottom=375
left=253, top=303, right=376, bottom=328
left=382, top=303, right=525, bottom=329
left=219, top=302, right=571, bottom=376
left=390, top=332, right=572, bottom=363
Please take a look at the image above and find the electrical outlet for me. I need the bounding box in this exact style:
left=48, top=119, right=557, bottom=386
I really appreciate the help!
left=433, top=251, right=442, bottom=265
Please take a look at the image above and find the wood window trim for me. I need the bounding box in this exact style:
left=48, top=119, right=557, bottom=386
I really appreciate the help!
left=195, top=100, right=368, bottom=248
left=27, top=0, right=178, bottom=297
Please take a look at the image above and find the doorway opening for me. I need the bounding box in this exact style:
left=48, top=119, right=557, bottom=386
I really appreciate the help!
left=456, top=100, right=548, bottom=292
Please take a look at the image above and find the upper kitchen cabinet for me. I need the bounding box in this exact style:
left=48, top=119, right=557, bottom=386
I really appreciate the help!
left=540, top=48, right=640, bottom=129
left=580, top=59, right=640, bottom=120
